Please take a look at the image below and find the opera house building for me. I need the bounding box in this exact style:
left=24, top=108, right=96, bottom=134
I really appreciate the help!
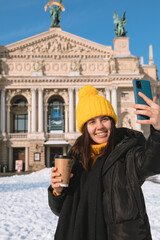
left=0, top=27, right=159, bottom=172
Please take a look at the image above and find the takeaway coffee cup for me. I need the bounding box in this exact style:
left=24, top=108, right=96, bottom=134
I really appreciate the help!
left=54, top=155, right=73, bottom=187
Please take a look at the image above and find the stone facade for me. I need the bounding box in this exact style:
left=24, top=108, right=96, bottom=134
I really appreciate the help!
left=0, top=27, right=159, bottom=172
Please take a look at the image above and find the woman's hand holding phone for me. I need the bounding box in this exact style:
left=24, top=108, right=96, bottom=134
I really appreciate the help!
left=133, top=92, right=160, bottom=130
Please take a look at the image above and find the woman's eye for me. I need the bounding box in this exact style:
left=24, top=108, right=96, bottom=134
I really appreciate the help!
left=102, top=117, right=109, bottom=121
left=88, top=120, right=95, bottom=124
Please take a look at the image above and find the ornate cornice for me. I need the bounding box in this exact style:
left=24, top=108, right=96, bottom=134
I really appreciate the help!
left=0, top=74, right=146, bottom=88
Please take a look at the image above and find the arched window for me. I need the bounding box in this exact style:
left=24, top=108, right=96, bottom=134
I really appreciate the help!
left=48, top=97, right=64, bottom=132
left=11, top=96, right=28, bottom=133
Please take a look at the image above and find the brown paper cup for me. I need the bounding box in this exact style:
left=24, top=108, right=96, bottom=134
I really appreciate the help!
left=54, top=155, right=72, bottom=187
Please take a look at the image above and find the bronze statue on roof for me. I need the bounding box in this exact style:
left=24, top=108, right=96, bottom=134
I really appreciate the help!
left=113, top=11, right=128, bottom=37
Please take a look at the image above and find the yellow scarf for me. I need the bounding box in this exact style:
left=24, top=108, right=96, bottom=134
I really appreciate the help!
left=91, top=142, right=107, bottom=167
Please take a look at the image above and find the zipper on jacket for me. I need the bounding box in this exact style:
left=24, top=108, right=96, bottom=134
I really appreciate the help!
left=111, top=166, right=116, bottom=222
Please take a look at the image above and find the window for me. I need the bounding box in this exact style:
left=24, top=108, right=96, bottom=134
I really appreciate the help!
left=11, top=97, right=28, bottom=133
left=14, top=114, right=28, bottom=133
left=121, top=92, right=129, bottom=98
left=48, top=99, right=64, bottom=132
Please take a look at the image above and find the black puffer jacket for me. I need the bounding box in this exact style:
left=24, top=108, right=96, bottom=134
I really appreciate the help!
left=48, top=127, right=160, bottom=240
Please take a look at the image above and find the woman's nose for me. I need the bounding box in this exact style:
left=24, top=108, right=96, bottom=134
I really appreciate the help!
left=96, top=120, right=103, bottom=129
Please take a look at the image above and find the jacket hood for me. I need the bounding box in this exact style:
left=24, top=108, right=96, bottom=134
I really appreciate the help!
left=115, top=127, right=146, bottom=147
left=102, top=128, right=146, bottom=176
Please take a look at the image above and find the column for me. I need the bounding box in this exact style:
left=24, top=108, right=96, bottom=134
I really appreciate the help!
left=75, top=88, right=79, bottom=132
left=28, top=106, right=31, bottom=133
left=111, top=86, right=118, bottom=120
left=7, top=104, right=11, bottom=133
left=1, top=89, right=5, bottom=134
left=65, top=106, right=68, bottom=133
left=69, top=88, right=74, bottom=132
left=149, top=44, right=154, bottom=65
left=44, top=104, right=48, bottom=133
left=8, top=146, right=13, bottom=172
left=25, top=147, right=29, bottom=171
left=47, top=147, right=50, bottom=167
left=38, top=88, right=43, bottom=132
left=105, top=87, right=111, bottom=102
left=63, top=146, right=67, bottom=155
left=31, top=88, right=36, bottom=132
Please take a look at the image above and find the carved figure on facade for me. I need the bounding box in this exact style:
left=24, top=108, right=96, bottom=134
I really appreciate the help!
left=110, top=58, right=116, bottom=73
left=0, top=60, right=8, bottom=75
left=113, top=11, right=128, bottom=37
left=33, top=61, right=44, bottom=72
left=17, top=37, right=95, bottom=56
left=70, top=60, right=81, bottom=72
left=105, top=61, right=110, bottom=73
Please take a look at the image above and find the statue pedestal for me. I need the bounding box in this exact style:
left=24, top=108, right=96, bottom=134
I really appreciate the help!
left=49, top=27, right=62, bottom=31
left=69, top=71, right=80, bottom=76
left=113, top=37, right=130, bottom=55
left=32, top=71, right=43, bottom=76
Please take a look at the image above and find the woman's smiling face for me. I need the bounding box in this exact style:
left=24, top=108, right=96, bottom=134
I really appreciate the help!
left=87, top=115, right=111, bottom=144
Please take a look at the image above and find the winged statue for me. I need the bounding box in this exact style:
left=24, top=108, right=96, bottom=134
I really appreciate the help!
left=113, top=11, right=128, bottom=37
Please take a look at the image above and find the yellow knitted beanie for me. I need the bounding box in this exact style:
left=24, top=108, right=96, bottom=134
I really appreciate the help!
left=76, top=85, right=117, bottom=133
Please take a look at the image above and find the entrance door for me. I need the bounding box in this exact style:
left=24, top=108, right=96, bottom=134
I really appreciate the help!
left=50, top=147, right=63, bottom=167
left=13, top=148, right=25, bottom=171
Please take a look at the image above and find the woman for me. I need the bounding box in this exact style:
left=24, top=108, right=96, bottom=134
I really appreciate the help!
left=48, top=85, right=160, bottom=240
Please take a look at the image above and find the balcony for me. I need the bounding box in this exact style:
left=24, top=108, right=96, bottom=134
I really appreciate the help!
left=8, top=133, right=27, bottom=139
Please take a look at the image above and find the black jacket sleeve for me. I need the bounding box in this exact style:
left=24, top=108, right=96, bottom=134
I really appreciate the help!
left=48, top=185, right=67, bottom=216
left=135, top=126, right=160, bottom=181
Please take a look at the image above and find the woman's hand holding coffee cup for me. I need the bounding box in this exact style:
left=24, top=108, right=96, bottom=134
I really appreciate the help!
left=51, top=167, right=73, bottom=196
left=51, top=167, right=64, bottom=195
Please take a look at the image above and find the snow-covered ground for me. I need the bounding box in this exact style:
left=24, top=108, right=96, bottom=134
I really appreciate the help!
left=0, top=168, right=160, bottom=240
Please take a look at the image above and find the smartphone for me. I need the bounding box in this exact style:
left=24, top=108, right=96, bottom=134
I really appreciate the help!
left=132, top=79, right=152, bottom=120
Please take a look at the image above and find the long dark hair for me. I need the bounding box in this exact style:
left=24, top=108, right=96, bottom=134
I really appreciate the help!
left=70, top=117, right=116, bottom=171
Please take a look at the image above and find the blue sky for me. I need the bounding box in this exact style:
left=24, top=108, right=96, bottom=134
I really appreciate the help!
left=0, top=0, right=160, bottom=77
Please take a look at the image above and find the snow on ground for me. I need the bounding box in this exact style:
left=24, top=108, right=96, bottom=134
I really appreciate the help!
left=0, top=169, right=160, bottom=240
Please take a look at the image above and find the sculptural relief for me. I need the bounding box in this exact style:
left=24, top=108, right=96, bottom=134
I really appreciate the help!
left=52, top=63, right=59, bottom=71
left=16, top=63, right=23, bottom=71
left=81, top=63, right=87, bottom=71
left=44, top=88, right=68, bottom=105
left=105, top=61, right=110, bottom=73
left=8, top=63, right=14, bottom=72
left=15, top=36, right=99, bottom=57
left=33, top=61, right=43, bottom=72
left=97, top=63, right=104, bottom=72
left=6, top=89, right=30, bottom=105
left=70, top=60, right=81, bottom=72
left=44, top=63, right=51, bottom=71
left=110, top=59, right=116, bottom=73
left=61, top=63, right=68, bottom=71
left=24, top=63, right=31, bottom=71
left=89, top=63, right=96, bottom=71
